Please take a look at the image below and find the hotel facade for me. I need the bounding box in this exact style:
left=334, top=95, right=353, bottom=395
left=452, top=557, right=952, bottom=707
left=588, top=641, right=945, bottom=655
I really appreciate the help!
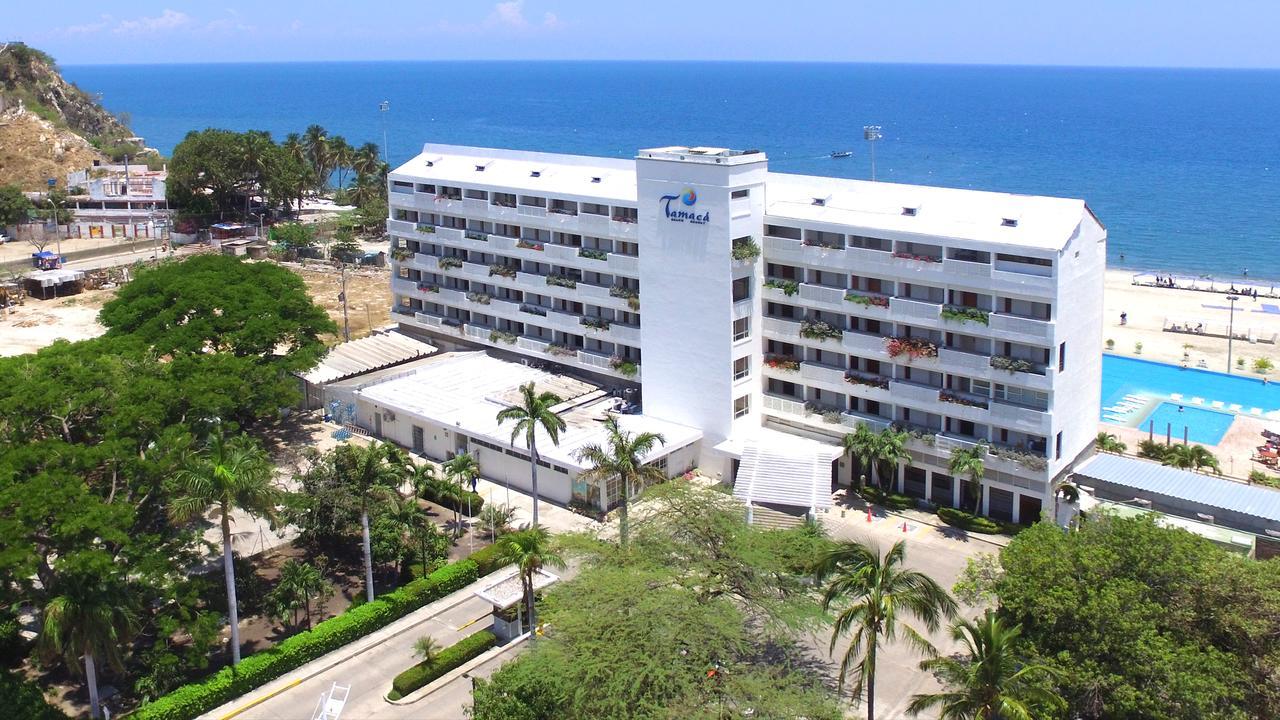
left=384, top=144, right=1106, bottom=524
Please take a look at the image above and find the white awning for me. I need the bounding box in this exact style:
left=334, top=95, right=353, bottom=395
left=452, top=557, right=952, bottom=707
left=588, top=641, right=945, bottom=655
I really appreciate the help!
left=733, top=434, right=840, bottom=511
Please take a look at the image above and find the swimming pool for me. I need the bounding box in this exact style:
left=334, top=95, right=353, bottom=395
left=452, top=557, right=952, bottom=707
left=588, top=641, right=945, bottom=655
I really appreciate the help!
left=1100, top=355, right=1280, bottom=442
left=1140, top=402, right=1238, bottom=445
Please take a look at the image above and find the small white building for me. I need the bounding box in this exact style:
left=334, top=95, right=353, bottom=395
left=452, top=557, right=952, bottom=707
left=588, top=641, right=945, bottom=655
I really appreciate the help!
left=65, top=162, right=168, bottom=240
left=353, top=351, right=701, bottom=511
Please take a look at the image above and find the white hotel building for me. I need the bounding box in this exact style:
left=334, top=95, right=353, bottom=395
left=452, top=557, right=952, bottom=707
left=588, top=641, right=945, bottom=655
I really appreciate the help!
left=382, top=143, right=1105, bottom=524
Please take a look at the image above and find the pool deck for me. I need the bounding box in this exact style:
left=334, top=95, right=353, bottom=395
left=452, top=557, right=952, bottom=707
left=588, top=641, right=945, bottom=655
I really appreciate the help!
left=1100, top=412, right=1274, bottom=481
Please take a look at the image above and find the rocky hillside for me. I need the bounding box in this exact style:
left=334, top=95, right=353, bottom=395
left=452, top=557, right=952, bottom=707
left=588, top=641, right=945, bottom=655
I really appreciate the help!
left=0, top=43, right=135, bottom=190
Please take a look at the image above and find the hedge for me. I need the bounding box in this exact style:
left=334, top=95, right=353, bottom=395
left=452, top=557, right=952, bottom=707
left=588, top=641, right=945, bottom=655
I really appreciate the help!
left=937, top=507, right=1021, bottom=535
left=130, top=560, right=479, bottom=720
left=420, top=480, right=485, bottom=516
left=466, top=543, right=508, bottom=577
left=858, top=485, right=917, bottom=512
left=387, top=630, right=498, bottom=700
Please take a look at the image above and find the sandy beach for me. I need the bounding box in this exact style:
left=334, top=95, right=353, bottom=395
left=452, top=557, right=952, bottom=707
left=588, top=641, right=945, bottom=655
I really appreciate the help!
left=1103, top=269, right=1280, bottom=376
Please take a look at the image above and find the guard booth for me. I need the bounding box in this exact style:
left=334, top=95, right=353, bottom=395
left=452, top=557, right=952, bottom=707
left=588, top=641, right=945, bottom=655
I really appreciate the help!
left=474, top=567, right=559, bottom=642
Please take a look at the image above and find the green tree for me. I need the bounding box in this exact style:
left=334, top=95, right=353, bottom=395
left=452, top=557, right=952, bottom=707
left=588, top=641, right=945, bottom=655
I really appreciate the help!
left=493, top=527, right=566, bottom=636
left=168, top=430, right=279, bottom=665
left=843, top=424, right=880, bottom=488
left=329, top=226, right=362, bottom=261
left=352, top=142, right=381, bottom=177
left=37, top=553, right=138, bottom=719
left=273, top=222, right=316, bottom=250
left=0, top=184, right=34, bottom=226
left=575, top=416, right=666, bottom=548
left=303, top=124, right=331, bottom=191
left=38, top=187, right=74, bottom=225
left=266, top=559, right=333, bottom=630
left=991, top=515, right=1275, bottom=719
left=1161, top=443, right=1221, bottom=473
left=100, top=254, right=336, bottom=377
left=874, top=427, right=911, bottom=491
left=443, top=451, right=480, bottom=535
left=949, top=444, right=987, bottom=514
left=1095, top=431, right=1127, bottom=454
left=812, top=539, right=958, bottom=720
left=496, top=382, right=567, bottom=528
left=330, top=136, right=354, bottom=188
left=333, top=441, right=404, bottom=602
left=906, top=610, right=1064, bottom=720
left=382, top=495, right=447, bottom=578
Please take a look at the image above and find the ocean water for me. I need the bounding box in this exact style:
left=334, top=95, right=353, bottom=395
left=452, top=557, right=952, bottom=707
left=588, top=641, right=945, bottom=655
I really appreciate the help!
left=63, top=61, right=1280, bottom=280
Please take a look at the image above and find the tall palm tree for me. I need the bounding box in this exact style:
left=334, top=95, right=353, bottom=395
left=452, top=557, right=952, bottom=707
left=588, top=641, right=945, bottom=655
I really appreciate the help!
left=38, top=558, right=137, bottom=719
left=443, top=451, right=480, bottom=535
left=575, top=416, right=665, bottom=548
left=330, top=135, right=354, bottom=188
left=169, top=430, right=279, bottom=665
left=302, top=124, right=331, bottom=192
left=949, top=444, right=987, bottom=515
left=1161, top=443, right=1221, bottom=474
left=906, top=610, right=1064, bottom=720
left=333, top=441, right=403, bottom=602
left=238, top=130, right=274, bottom=216
left=496, top=382, right=567, bottom=528
left=385, top=496, right=447, bottom=578
left=494, top=527, right=566, bottom=636
left=268, top=559, right=332, bottom=630
left=1095, top=431, right=1127, bottom=454
left=813, top=540, right=958, bottom=720
left=353, top=142, right=382, bottom=178
left=843, top=424, right=879, bottom=488
left=1052, top=481, right=1081, bottom=528
left=282, top=132, right=310, bottom=214
left=874, top=427, right=912, bottom=492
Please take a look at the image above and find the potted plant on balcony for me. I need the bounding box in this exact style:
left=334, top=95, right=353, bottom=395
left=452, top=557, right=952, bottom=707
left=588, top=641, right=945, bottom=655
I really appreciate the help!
left=438, top=256, right=463, bottom=270
left=845, top=292, right=889, bottom=308
left=610, top=356, right=639, bottom=377
left=940, top=305, right=990, bottom=325
left=885, top=336, right=938, bottom=360
left=800, top=318, right=843, bottom=341
left=764, top=354, right=801, bottom=372
left=489, top=264, right=516, bottom=278
left=731, top=237, right=761, bottom=262
left=764, top=278, right=800, bottom=296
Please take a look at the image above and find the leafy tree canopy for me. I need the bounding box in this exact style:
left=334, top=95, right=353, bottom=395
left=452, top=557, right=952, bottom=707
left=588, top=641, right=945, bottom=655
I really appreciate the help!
left=0, top=184, right=34, bottom=226
left=100, top=254, right=336, bottom=374
left=980, top=514, right=1279, bottom=720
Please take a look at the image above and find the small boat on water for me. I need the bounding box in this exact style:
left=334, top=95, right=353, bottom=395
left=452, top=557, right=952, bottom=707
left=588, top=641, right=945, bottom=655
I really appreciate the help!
left=830, top=150, right=853, bottom=158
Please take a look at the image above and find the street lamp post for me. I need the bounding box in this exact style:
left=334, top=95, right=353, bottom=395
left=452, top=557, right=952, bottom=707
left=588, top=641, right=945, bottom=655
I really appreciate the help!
left=1226, top=294, right=1240, bottom=373
left=379, top=101, right=390, bottom=164
left=863, top=125, right=882, bottom=181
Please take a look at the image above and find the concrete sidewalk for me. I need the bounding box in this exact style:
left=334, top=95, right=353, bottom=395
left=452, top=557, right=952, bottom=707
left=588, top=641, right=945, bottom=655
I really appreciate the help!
left=196, top=568, right=512, bottom=720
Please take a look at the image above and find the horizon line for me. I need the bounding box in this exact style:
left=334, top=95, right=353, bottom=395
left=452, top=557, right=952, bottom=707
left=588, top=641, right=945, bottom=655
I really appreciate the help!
left=56, top=57, right=1280, bottom=72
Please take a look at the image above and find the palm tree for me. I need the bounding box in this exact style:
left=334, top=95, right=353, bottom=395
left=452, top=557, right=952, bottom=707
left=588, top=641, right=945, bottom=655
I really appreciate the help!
left=38, top=559, right=137, bottom=719
left=1052, top=481, right=1081, bottom=528
left=1161, top=444, right=1221, bottom=474
left=267, top=559, right=333, bottom=630
left=282, top=132, right=310, bottom=214
left=330, top=135, right=354, bottom=188
left=906, top=610, right=1064, bottom=719
left=169, top=430, right=279, bottom=665
left=494, top=527, right=566, bottom=636
left=333, top=441, right=403, bottom=602
left=413, top=635, right=441, bottom=664
left=813, top=540, right=958, bottom=720
left=949, top=444, right=987, bottom=515
left=1095, top=431, right=1127, bottom=454
left=575, top=416, right=666, bottom=548
left=302, top=124, right=331, bottom=191
left=843, top=424, right=879, bottom=488
left=495, top=382, right=567, bottom=528
left=353, top=142, right=382, bottom=178
left=874, top=427, right=912, bottom=492
left=443, top=451, right=481, bottom=535
left=384, top=495, right=447, bottom=577
left=239, top=130, right=274, bottom=217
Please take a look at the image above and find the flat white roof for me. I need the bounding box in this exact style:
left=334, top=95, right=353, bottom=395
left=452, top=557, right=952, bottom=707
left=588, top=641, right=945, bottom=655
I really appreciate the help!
left=392, top=143, right=1096, bottom=251
left=764, top=172, right=1091, bottom=251
left=355, top=352, right=701, bottom=470
left=391, top=143, right=638, bottom=204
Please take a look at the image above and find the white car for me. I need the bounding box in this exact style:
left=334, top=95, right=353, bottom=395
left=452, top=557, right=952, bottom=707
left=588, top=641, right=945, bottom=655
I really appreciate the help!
left=0, top=233, right=9, bottom=244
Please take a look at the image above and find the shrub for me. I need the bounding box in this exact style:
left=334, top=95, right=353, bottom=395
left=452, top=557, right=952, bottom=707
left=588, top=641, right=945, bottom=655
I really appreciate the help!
left=764, top=278, right=799, bottom=296
left=387, top=630, right=498, bottom=700
left=937, top=507, right=1020, bottom=535
left=1254, top=357, right=1274, bottom=373
left=0, top=615, right=25, bottom=668
left=0, top=671, right=68, bottom=720
left=467, top=543, right=508, bottom=577
left=858, top=485, right=916, bottom=512
left=1249, top=470, right=1280, bottom=488
left=131, top=561, right=479, bottom=720
left=730, top=238, right=760, bottom=262
left=418, top=479, right=485, bottom=516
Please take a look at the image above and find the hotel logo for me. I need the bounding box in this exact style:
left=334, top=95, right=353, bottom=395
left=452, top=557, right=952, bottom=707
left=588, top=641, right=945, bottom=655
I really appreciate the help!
left=659, top=187, right=710, bottom=225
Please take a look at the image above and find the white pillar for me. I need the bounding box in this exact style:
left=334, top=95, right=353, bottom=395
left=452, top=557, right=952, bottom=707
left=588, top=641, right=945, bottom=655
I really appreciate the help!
left=952, top=477, right=961, bottom=509
left=981, top=485, right=990, bottom=517
left=923, top=471, right=934, bottom=504
left=1011, top=491, right=1021, bottom=524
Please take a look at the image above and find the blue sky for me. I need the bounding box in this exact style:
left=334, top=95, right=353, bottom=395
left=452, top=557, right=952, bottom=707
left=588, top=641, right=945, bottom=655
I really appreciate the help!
left=14, top=1, right=1280, bottom=68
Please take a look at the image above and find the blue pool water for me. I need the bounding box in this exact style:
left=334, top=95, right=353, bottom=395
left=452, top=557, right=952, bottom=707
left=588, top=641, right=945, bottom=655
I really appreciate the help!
left=1100, top=355, right=1280, bottom=442
left=1141, top=403, right=1238, bottom=445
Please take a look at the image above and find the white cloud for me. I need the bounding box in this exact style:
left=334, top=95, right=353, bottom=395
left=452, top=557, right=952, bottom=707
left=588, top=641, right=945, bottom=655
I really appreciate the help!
left=112, top=9, right=192, bottom=35
left=542, top=12, right=563, bottom=30
left=64, top=16, right=113, bottom=35
left=436, top=2, right=565, bottom=34
left=490, top=1, right=528, bottom=29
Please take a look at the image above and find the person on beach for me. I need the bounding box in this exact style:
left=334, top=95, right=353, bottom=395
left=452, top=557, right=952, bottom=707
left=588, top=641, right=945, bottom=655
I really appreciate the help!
left=1120, top=311, right=1127, bottom=325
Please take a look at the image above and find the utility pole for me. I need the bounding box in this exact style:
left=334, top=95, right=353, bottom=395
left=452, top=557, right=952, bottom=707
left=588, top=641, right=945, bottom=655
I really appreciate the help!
left=863, top=125, right=882, bottom=181
left=379, top=100, right=390, bottom=164
left=340, top=264, right=351, bottom=342
left=1226, top=294, right=1239, bottom=373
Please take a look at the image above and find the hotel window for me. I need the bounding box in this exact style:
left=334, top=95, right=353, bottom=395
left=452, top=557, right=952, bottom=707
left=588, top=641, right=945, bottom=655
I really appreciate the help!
left=1058, top=342, right=1066, bottom=372
left=733, top=317, right=751, bottom=341
left=731, top=188, right=750, bottom=199
left=732, top=277, right=750, bottom=302
left=733, top=356, right=750, bottom=381
left=1055, top=432, right=1063, bottom=460
left=734, top=395, right=751, bottom=418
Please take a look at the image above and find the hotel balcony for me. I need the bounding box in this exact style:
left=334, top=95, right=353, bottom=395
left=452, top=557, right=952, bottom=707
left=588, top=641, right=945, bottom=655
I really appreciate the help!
left=989, top=313, right=1055, bottom=344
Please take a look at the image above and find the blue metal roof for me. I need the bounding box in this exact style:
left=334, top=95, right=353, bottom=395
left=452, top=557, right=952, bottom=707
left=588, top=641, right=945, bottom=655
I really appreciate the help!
left=1074, top=453, right=1280, bottom=524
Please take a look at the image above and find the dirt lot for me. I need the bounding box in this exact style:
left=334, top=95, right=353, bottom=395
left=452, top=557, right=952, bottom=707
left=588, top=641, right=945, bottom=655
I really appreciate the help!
left=0, top=286, right=111, bottom=355
left=285, top=260, right=393, bottom=341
